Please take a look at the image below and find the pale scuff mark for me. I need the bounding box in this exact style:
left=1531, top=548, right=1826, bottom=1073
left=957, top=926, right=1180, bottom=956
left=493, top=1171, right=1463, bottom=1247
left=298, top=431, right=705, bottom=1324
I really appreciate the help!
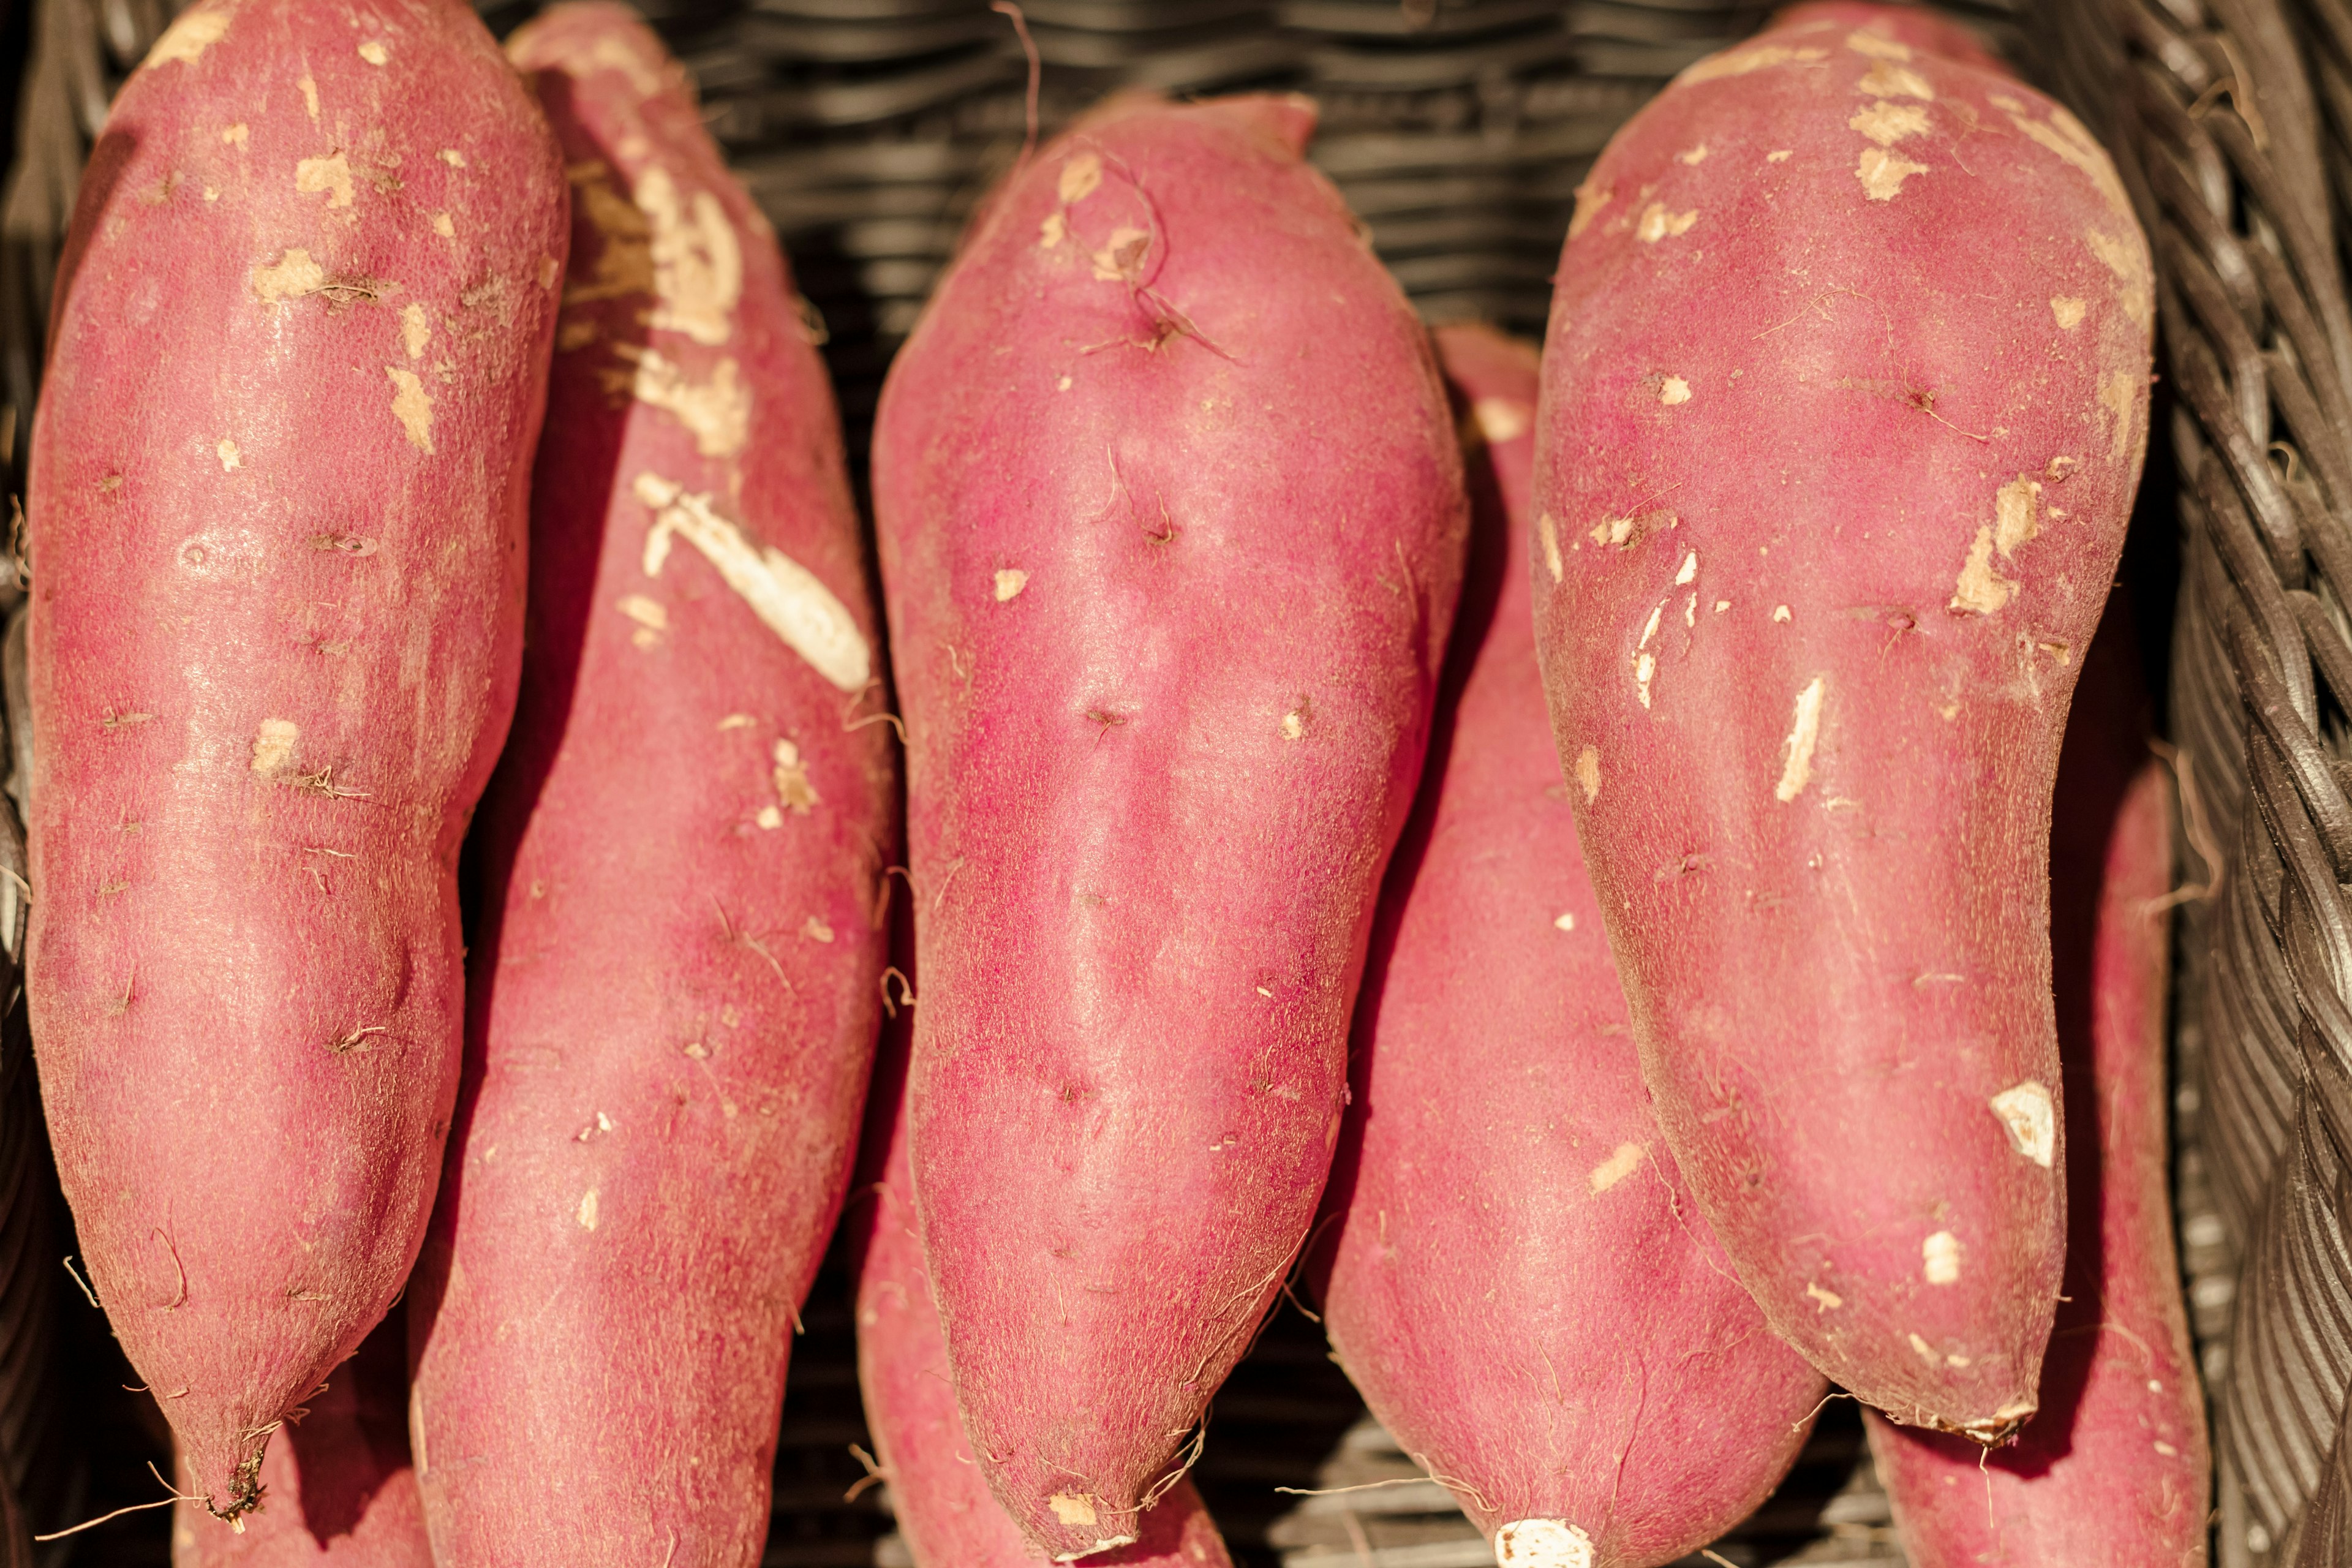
left=1856, top=147, right=1929, bottom=200
left=1845, top=29, right=1912, bottom=59
left=718, top=713, right=756, bottom=731
left=1950, top=527, right=2016, bottom=614
left=803, top=916, right=835, bottom=943
left=1775, top=677, right=1825, bottom=803
left=1590, top=515, right=1634, bottom=547
left=607, top=347, right=749, bottom=458
left=1680, top=43, right=1828, bottom=84
left=221, top=123, right=247, bottom=146
left=1659, top=375, right=1691, bottom=405
left=1994, top=476, right=2042, bottom=556
left=2051, top=296, right=2087, bottom=330
left=1538, top=513, right=1564, bottom=582
left=296, top=153, right=355, bottom=208
left=1907, top=1332, right=1941, bottom=1364
left=1637, top=202, right=1700, bottom=243
left=2008, top=108, right=2131, bottom=217
left=252, top=248, right=326, bottom=304
left=357, top=40, right=388, bottom=64
left=635, top=473, right=872, bottom=692
left=1807, top=1281, right=1844, bottom=1311
left=2084, top=228, right=2153, bottom=328
left=1473, top=397, right=1531, bottom=442
left=216, top=439, right=241, bottom=472
left=1567, top=181, right=1611, bottom=239
left=1850, top=101, right=1931, bottom=146
left=775, top=740, right=818, bottom=813
left=1588, top=1142, right=1645, bottom=1194
left=1990, top=1082, right=2056, bottom=1167
left=756, top=806, right=783, bottom=830
left=1766, top=149, right=1793, bottom=163
left=1494, top=1519, right=1595, bottom=1568
left=143, top=8, right=228, bottom=68
left=1674, top=549, right=1698, bottom=585
left=1684, top=591, right=1697, bottom=627
left=251, top=719, right=298, bottom=775
left=1554, top=911, right=1575, bottom=931
left=1282, top=701, right=1311, bottom=741
left=1575, top=745, right=1600, bottom=804
left=1923, top=1230, right=1961, bottom=1285
left=1676, top=143, right=1709, bottom=165
left=300, top=76, right=319, bottom=119
left=2100, top=369, right=2138, bottom=459
left=617, top=595, right=667, bottom=649
left=1048, top=1494, right=1099, bottom=1528
left=1856, top=61, right=1935, bottom=99
left=1772, top=605, right=1792, bottom=622
left=432, top=212, right=456, bottom=238
left=1039, top=212, right=1066, bottom=248
left=1634, top=604, right=1663, bottom=709
left=385, top=369, right=435, bottom=454
left=577, top=1189, right=600, bottom=1231
left=994, top=568, right=1029, bottom=602
left=635, top=167, right=743, bottom=346
left=440, top=148, right=466, bottom=168
left=1058, top=153, right=1104, bottom=205
left=402, top=303, right=431, bottom=360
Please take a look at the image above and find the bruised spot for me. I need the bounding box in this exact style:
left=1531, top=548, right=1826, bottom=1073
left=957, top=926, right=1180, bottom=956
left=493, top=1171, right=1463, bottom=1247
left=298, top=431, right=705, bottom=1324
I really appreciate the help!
left=1994, top=476, right=2041, bottom=556
left=1567, top=180, right=1610, bottom=239
left=1856, top=147, right=1928, bottom=200
left=774, top=739, right=818, bottom=813
left=1048, top=1494, right=1099, bottom=1528
left=1473, top=397, right=1531, bottom=442
left=609, top=347, right=748, bottom=458
left=385, top=369, right=435, bottom=453
left=1950, top=527, right=2015, bottom=614
left=1680, top=43, right=1828, bottom=83
left=1538, top=513, right=1564, bottom=582
left=1845, top=29, right=1912, bottom=59
left=1494, top=1519, right=1594, bottom=1568
left=252, top=248, right=326, bottom=304
left=577, top=1190, right=600, bottom=1231
left=402, top=303, right=430, bottom=360
left=1923, top=1230, right=1962, bottom=1284
left=1775, top=677, right=1824, bottom=803
left=251, top=719, right=298, bottom=775
left=2100, top=369, right=2138, bottom=459
left=2051, top=296, right=2086, bottom=329
left=216, top=439, right=241, bottom=472
left=635, top=472, right=872, bottom=692
left=994, top=568, right=1029, bottom=602
left=357, top=40, right=388, bottom=64
left=1807, top=1281, right=1844, bottom=1311
left=1676, top=143, right=1708, bottom=165
left=296, top=153, right=355, bottom=208
left=1637, top=202, right=1699, bottom=243
left=143, top=9, right=228, bottom=67
left=1659, top=375, right=1691, bottom=405
left=1851, top=100, right=1931, bottom=145
left=1588, top=1142, right=1644, bottom=1194
left=1856, top=61, right=1934, bottom=99
left=432, top=211, right=456, bottom=238
left=1575, top=745, right=1600, bottom=803
left=1990, top=1082, right=2056, bottom=1167
left=1058, top=153, right=1103, bottom=205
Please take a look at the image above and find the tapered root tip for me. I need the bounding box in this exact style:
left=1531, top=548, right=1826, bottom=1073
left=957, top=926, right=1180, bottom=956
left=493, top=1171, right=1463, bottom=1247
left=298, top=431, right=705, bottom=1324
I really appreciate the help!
left=1950, top=1398, right=2038, bottom=1446
left=1494, top=1519, right=1594, bottom=1567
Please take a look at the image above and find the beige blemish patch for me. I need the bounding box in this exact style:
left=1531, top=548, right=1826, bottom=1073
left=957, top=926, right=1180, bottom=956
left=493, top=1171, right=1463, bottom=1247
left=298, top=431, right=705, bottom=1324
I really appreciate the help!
left=1282, top=703, right=1310, bottom=741
left=1989, top=92, right=2026, bottom=112
left=617, top=595, right=668, bottom=632
left=1634, top=605, right=1662, bottom=709
left=1575, top=745, right=1600, bottom=804
left=1636, top=202, right=1699, bottom=243
left=2084, top=228, right=2152, bottom=326
left=1660, top=375, right=1691, bottom=405
left=803, top=916, right=835, bottom=943
left=1775, top=677, right=1824, bottom=803
left=1588, top=1142, right=1644, bottom=1194
left=1950, top=527, right=2015, bottom=614
left=1807, top=1281, right=1844, bottom=1311
left=1856, top=147, right=1928, bottom=200
left=1048, top=1494, right=1098, bottom=1528
left=1772, top=604, right=1792, bottom=622
left=221, top=123, right=248, bottom=146
left=2051, top=296, right=2087, bottom=330
left=385, top=369, right=435, bottom=453
left=1589, top=515, right=1633, bottom=547
left=1681, top=43, right=1827, bottom=84
left=1058, top=153, right=1104, bottom=206
left=1850, top=100, right=1930, bottom=146
left=634, top=167, right=743, bottom=346
left=2100, top=369, right=2137, bottom=459
left=1493, top=1520, right=1594, bottom=1568
left=401, top=303, right=431, bottom=360
left=1538, top=513, right=1564, bottom=582
left=1554, top=911, right=1575, bottom=931
left=774, top=739, right=818, bottom=813
left=144, top=9, right=229, bottom=68
left=1039, top=212, right=1066, bottom=248
left=994, top=568, right=1029, bottom=601
left=718, top=713, right=756, bottom=731
left=1567, top=179, right=1611, bottom=239
left=427, top=211, right=455, bottom=239
left=1923, top=1230, right=1962, bottom=1284
left=755, top=805, right=783, bottom=830
left=1845, top=29, right=1912, bottom=59
left=610, top=347, right=749, bottom=459
left=357, top=40, right=388, bottom=64
left=296, top=153, right=355, bottom=208
left=635, top=473, right=872, bottom=692
left=252, top=248, right=326, bottom=304
left=251, top=719, right=298, bottom=775
left=1715, top=599, right=1732, bottom=612
left=1474, top=397, right=1531, bottom=442
left=1994, top=477, right=2042, bottom=557
left=1676, top=144, right=1709, bottom=165
left=216, top=439, right=241, bottom=472
left=2009, top=108, right=2130, bottom=216
left=1767, top=149, right=1793, bottom=162
left=1991, top=1081, right=2056, bottom=1167
left=203, top=187, right=219, bottom=202
left=299, top=76, right=319, bottom=119
left=1908, top=1332, right=1940, bottom=1364
left=1856, top=61, right=1934, bottom=99
left=577, top=1189, right=600, bottom=1231
left=1675, top=550, right=1698, bottom=586
left=440, top=148, right=466, bottom=168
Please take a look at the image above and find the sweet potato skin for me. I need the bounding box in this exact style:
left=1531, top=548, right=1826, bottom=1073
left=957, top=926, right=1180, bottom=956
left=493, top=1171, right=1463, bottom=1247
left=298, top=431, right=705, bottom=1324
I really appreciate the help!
left=871, top=94, right=1466, bottom=1559
left=1532, top=6, right=2153, bottom=1437
left=1316, top=323, right=1828, bottom=1568
left=1866, top=604, right=2207, bottom=1566
left=403, top=8, right=891, bottom=1563
left=26, top=0, right=562, bottom=1518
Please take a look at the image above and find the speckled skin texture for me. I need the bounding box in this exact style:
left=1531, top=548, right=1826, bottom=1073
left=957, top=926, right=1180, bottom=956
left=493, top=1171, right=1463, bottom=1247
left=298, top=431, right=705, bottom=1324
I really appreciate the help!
left=1531, top=6, right=2153, bottom=1438
left=1867, top=604, right=2208, bottom=1566
left=404, top=9, right=892, bottom=1564
left=172, top=1311, right=430, bottom=1567
left=1315, top=325, right=1828, bottom=1568
left=871, top=95, right=1466, bottom=1560
left=851, top=1001, right=1237, bottom=1568
left=25, top=0, right=562, bottom=1520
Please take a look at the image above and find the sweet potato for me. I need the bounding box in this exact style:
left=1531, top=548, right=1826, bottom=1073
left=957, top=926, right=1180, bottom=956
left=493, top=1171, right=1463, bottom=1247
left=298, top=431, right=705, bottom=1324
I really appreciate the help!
left=1864, top=601, right=2207, bottom=1563
left=1532, top=5, right=2154, bottom=1438
left=26, top=0, right=563, bottom=1520
left=403, top=7, right=891, bottom=1562
left=172, top=1310, right=429, bottom=1567
left=871, top=94, right=1466, bottom=1559
left=1314, top=323, right=1828, bottom=1568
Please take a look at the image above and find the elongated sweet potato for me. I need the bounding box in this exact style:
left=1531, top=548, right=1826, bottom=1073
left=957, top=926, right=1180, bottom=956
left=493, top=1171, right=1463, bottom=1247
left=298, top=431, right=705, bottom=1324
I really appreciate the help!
left=872, top=94, right=1466, bottom=1559
left=1315, top=323, right=1828, bottom=1568
left=172, top=1310, right=429, bottom=1567
left=403, top=8, right=892, bottom=1562
left=851, top=979, right=1238, bottom=1568
left=1532, top=6, right=2154, bottom=1437
left=27, top=0, right=562, bottom=1520
left=1866, top=601, right=2207, bottom=1564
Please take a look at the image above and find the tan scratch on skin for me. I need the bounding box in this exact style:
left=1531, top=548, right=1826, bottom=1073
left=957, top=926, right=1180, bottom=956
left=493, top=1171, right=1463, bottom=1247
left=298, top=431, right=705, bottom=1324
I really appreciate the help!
left=1567, top=181, right=1611, bottom=239
left=606, top=347, right=749, bottom=458
left=635, top=167, right=744, bottom=345
left=402, top=303, right=430, bottom=360
left=995, top=568, right=1028, bottom=601
left=1575, top=745, right=1600, bottom=804
left=1923, top=1230, right=1962, bottom=1284
left=1538, top=513, right=1564, bottom=582
left=1058, top=153, right=1103, bottom=205
left=1675, top=551, right=1699, bottom=586
left=216, top=439, right=241, bottom=472
left=1637, top=202, right=1700, bottom=243
left=1950, top=528, right=2015, bottom=614
left=718, top=714, right=756, bottom=731
left=296, top=153, right=355, bottom=208
left=143, top=9, right=228, bottom=67
left=1856, top=147, right=1929, bottom=200
left=1659, top=375, right=1691, bottom=405
left=1856, top=61, right=1935, bottom=99
left=1680, top=44, right=1828, bottom=83
left=251, top=719, right=298, bottom=775
left=299, top=76, right=319, bottom=119
left=617, top=595, right=667, bottom=631
left=385, top=368, right=435, bottom=453
left=357, top=40, right=388, bottom=64
left=803, top=916, right=835, bottom=943
left=1850, top=101, right=1931, bottom=145
left=2051, top=296, right=2086, bottom=329
left=1991, top=1082, right=2056, bottom=1167
left=1908, top=1332, right=1940, bottom=1364
left=1845, top=29, right=1912, bottom=59
left=577, top=1189, right=600, bottom=1231
left=1807, top=1281, right=1844, bottom=1311
left=1775, top=677, right=1824, bottom=803
left=2100, top=368, right=2138, bottom=459
left=1588, top=1142, right=1645, bottom=1194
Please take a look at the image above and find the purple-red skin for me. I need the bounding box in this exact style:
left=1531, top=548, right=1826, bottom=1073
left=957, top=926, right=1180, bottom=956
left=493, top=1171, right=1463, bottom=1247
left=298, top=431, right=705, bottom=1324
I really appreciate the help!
left=26, top=0, right=563, bottom=1520
left=1532, top=5, right=2154, bottom=1439
left=172, top=1310, right=430, bottom=1568
left=871, top=94, right=1467, bottom=1560
left=403, top=7, right=892, bottom=1562
left=1314, top=323, right=1829, bottom=1568
left=850, top=978, right=1240, bottom=1568
left=1866, top=601, right=2208, bottom=1566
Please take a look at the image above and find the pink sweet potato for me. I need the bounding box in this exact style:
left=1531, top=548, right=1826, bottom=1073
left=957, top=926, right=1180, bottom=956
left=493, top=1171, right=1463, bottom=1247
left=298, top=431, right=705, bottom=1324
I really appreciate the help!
left=1532, top=5, right=2154, bottom=1438
left=404, top=8, right=892, bottom=1562
left=871, top=94, right=1466, bottom=1559
left=1865, top=601, right=2207, bottom=1564
left=172, top=1310, right=430, bottom=1567
left=26, top=0, right=563, bottom=1520
left=1314, top=322, right=1828, bottom=1568
left=851, top=984, right=1238, bottom=1568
